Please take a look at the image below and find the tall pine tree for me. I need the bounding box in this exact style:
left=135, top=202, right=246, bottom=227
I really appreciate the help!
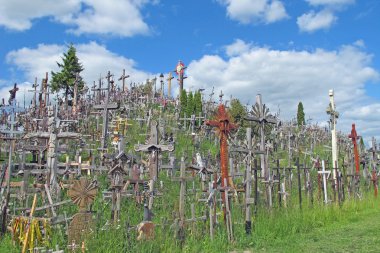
left=194, top=91, right=203, bottom=116
left=229, top=98, right=247, bottom=126
left=51, top=44, right=84, bottom=99
left=180, top=89, right=187, bottom=117
left=186, top=92, right=194, bottom=117
left=297, top=102, right=305, bottom=127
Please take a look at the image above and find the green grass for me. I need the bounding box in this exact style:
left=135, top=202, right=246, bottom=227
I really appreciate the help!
left=83, top=191, right=380, bottom=253
left=236, top=195, right=380, bottom=253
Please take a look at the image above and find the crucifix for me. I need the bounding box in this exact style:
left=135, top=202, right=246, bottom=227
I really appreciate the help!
left=175, top=60, right=186, bottom=93
left=326, top=89, right=339, bottom=181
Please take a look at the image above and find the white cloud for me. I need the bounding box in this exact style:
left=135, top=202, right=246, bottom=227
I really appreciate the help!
left=186, top=39, right=380, bottom=140
left=5, top=42, right=152, bottom=89
left=225, top=39, right=253, bottom=57
left=63, top=0, right=150, bottom=36
left=297, top=0, right=355, bottom=33
left=218, top=0, right=288, bottom=25
left=306, top=0, right=355, bottom=7
left=297, top=10, right=337, bottom=33
left=0, top=0, right=152, bottom=37
left=0, top=0, right=80, bottom=31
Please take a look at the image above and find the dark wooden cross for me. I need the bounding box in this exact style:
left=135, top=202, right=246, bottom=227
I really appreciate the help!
left=92, top=71, right=119, bottom=163
left=134, top=120, right=174, bottom=222
left=244, top=94, right=277, bottom=207
left=171, top=157, right=193, bottom=240
left=134, top=120, right=174, bottom=181
left=118, top=69, right=130, bottom=93
left=8, top=83, right=19, bottom=105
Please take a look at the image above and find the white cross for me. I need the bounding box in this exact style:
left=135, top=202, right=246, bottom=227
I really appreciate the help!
left=318, top=160, right=331, bottom=204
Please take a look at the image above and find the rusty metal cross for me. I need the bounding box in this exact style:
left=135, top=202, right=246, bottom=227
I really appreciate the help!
left=206, top=104, right=237, bottom=222
left=348, top=124, right=360, bottom=176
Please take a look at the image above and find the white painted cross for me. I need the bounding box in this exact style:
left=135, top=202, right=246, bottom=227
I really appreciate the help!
left=318, top=160, right=331, bottom=204
left=326, top=90, right=339, bottom=180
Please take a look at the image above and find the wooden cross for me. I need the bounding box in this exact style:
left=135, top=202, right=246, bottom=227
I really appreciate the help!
left=118, top=69, right=130, bottom=93
left=23, top=106, right=80, bottom=193
left=348, top=123, right=360, bottom=176
left=244, top=94, right=277, bottom=178
left=368, top=137, right=378, bottom=197
left=171, top=157, right=193, bottom=239
left=38, top=72, right=50, bottom=118
left=92, top=71, right=119, bottom=163
left=326, top=89, right=339, bottom=180
left=179, top=113, right=192, bottom=131
left=244, top=94, right=276, bottom=206
left=8, top=83, right=19, bottom=104
left=135, top=121, right=174, bottom=219
left=205, top=103, right=237, bottom=222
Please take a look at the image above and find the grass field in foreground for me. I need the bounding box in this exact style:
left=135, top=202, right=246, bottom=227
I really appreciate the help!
left=244, top=196, right=380, bottom=253
left=1, top=194, right=379, bottom=253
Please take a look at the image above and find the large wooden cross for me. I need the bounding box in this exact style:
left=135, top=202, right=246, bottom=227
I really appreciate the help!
left=244, top=94, right=277, bottom=179
left=134, top=120, right=174, bottom=181
left=205, top=103, right=237, bottom=221
left=326, top=89, right=339, bottom=180
left=93, top=71, right=119, bottom=163
left=348, top=123, right=361, bottom=196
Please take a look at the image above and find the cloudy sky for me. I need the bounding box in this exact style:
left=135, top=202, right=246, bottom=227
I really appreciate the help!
left=0, top=0, right=379, bottom=143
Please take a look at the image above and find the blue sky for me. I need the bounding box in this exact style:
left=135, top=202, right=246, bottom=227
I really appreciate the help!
left=0, top=0, right=379, bottom=142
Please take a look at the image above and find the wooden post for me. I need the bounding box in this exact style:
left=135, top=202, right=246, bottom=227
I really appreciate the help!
left=297, top=158, right=302, bottom=209
left=245, top=128, right=253, bottom=234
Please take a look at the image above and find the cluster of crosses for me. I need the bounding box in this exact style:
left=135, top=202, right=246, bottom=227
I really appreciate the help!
left=0, top=61, right=378, bottom=252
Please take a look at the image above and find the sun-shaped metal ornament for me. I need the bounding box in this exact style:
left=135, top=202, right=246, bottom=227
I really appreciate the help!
left=68, top=178, right=98, bottom=211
